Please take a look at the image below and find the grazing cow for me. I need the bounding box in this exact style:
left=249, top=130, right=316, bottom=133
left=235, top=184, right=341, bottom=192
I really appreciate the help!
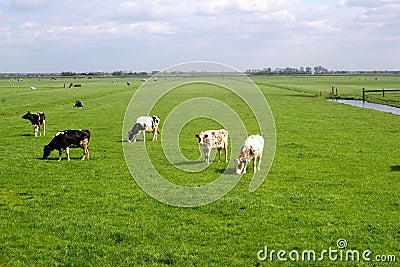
left=128, top=116, right=160, bottom=142
left=234, top=134, right=264, bottom=174
left=43, top=129, right=90, bottom=161
left=195, top=129, right=229, bottom=164
left=21, top=111, right=46, bottom=137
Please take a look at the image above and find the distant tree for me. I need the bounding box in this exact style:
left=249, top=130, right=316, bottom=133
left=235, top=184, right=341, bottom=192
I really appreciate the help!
left=61, top=71, right=77, bottom=76
left=112, top=71, right=124, bottom=76
left=313, top=66, right=328, bottom=74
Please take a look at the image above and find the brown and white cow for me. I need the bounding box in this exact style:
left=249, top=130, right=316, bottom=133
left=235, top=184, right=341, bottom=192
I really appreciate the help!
left=234, top=134, right=264, bottom=174
left=43, top=129, right=90, bottom=161
left=21, top=111, right=46, bottom=137
left=195, top=129, right=229, bottom=164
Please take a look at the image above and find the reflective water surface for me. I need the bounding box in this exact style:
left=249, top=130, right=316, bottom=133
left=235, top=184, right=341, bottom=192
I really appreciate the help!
left=330, top=99, right=400, bottom=116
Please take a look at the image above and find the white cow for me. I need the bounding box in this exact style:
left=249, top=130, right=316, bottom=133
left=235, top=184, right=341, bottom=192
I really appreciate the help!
left=234, top=134, right=264, bottom=174
left=195, top=129, right=229, bottom=164
left=128, top=116, right=160, bottom=142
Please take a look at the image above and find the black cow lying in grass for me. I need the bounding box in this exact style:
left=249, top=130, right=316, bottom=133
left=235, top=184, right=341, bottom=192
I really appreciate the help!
left=43, top=129, right=90, bottom=161
left=21, top=111, right=46, bottom=137
left=73, top=100, right=83, bottom=108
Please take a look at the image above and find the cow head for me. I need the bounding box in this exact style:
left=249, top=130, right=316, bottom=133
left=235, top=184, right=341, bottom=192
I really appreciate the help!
left=21, top=111, right=31, bottom=120
left=127, top=131, right=135, bottom=142
left=234, top=148, right=253, bottom=174
left=127, top=123, right=146, bottom=142
left=234, top=158, right=246, bottom=174
left=43, top=145, right=52, bottom=159
left=152, top=116, right=160, bottom=126
left=195, top=132, right=210, bottom=146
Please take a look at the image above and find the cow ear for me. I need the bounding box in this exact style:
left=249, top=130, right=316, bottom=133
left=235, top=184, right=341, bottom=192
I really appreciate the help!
left=195, top=134, right=199, bottom=138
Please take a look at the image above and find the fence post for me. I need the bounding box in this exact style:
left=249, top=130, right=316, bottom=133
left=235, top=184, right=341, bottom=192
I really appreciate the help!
left=382, top=88, right=385, bottom=97
left=363, top=88, right=366, bottom=102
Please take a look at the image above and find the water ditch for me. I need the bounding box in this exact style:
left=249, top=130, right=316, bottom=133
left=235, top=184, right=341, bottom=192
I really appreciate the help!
left=329, top=99, right=400, bottom=116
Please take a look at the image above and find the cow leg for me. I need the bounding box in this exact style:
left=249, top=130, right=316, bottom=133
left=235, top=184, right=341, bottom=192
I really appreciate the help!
left=152, top=127, right=157, bottom=141
left=80, top=139, right=89, bottom=160
left=42, top=121, right=45, bottom=136
left=253, top=157, right=257, bottom=173
left=224, top=146, right=228, bottom=163
left=81, top=147, right=86, bottom=160
left=258, top=154, right=262, bottom=171
left=205, top=149, right=210, bottom=164
left=143, top=130, right=146, bottom=143
left=33, top=125, right=39, bottom=137
left=132, top=132, right=138, bottom=142
left=66, top=147, right=70, bottom=161
left=217, top=149, right=221, bottom=162
left=58, top=149, right=63, bottom=161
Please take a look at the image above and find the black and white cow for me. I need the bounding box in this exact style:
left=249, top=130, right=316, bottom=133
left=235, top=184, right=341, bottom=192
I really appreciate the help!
left=73, top=100, right=83, bottom=108
left=21, top=111, right=46, bottom=137
left=43, top=129, right=90, bottom=161
left=128, top=116, right=160, bottom=142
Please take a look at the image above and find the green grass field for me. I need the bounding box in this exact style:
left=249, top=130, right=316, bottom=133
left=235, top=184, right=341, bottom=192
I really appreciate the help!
left=1, top=75, right=400, bottom=266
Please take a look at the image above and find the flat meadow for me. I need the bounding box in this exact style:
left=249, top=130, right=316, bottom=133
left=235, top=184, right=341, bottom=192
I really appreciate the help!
left=0, top=74, right=399, bottom=266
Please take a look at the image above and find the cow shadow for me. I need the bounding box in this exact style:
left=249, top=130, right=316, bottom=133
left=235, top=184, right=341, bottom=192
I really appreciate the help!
left=37, top=157, right=88, bottom=161
left=37, top=157, right=58, bottom=161
left=390, top=165, right=400, bottom=172
left=215, top=168, right=236, bottom=174
left=21, top=134, right=34, bottom=137
left=173, top=160, right=204, bottom=166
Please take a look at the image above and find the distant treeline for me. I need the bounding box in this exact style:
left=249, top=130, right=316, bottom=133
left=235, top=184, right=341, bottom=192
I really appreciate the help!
left=60, top=71, right=154, bottom=77
left=0, top=71, right=157, bottom=78
left=1, top=67, right=399, bottom=77
left=245, top=66, right=400, bottom=75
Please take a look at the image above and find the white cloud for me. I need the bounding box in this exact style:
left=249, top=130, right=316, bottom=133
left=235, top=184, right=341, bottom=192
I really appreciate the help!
left=20, top=21, right=39, bottom=28
left=304, top=19, right=339, bottom=32
left=37, top=20, right=172, bottom=43
left=342, top=0, right=383, bottom=7
left=11, top=0, right=53, bottom=10
left=233, top=0, right=301, bottom=12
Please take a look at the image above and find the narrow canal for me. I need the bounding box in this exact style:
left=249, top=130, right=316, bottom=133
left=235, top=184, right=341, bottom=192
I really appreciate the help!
left=330, top=99, right=400, bottom=116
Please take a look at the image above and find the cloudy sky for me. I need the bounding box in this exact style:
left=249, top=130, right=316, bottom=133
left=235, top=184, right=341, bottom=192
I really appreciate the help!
left=0, top=0, right=399, bottom=72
